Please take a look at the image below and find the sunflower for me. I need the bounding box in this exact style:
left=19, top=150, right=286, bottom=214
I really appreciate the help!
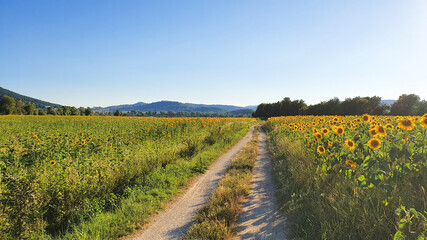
left=33, top=135, right=38, bottom=139
left=369, top=128, right=377, bottom=137
left=321, top=128, right=330, bottom=135
left=317, top=146, right=326, bottom=155
left=385, top=123, right=394, bottom=130
left=362, top=114, right=370, bottom=123
left=49, top=160, right=56, bottom=166
left=334, top=126, right=344, bottom=136
left=328, top=141, right=333, bottom=147
left=420, top=116, right=427, bottom=128
left=375, top=125, right=387, bottom=137
left=315, top=133, right=323, bottom=140
left=345, top=160, right=357, bottom=168
left=398, top=118, right=415, bottom=131
left=368, top=138, right=381, bottom=150
left=313, top=128, right=318, bottom=134
left=81, top=140, right=86, bottom=145
left=345, top=139, right=355, bottom=151
left=87, top=137, right=92, bottom=141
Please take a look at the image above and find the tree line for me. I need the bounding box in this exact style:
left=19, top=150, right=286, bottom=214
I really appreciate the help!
left=253, top=94, right=427, bottom=118
left=0, top=96, right=93, bottom=116
left=112, top=110, right=251, bottom=117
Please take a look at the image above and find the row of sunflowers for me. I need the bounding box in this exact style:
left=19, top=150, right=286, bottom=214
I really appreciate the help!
left=266, top=114, right=426, bottom=239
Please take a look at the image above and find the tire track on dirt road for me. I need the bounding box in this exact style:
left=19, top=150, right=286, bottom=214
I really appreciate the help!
left=236, top=128, right=287, bottom=240
left=122, top=126, right=255, bottom=240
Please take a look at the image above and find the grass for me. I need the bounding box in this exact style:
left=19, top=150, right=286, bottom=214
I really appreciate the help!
left=183, top=126, right=260, bottom=240
left=53, top=122, right=253, bottom=240
left=266, top=127, right=427, bottom=240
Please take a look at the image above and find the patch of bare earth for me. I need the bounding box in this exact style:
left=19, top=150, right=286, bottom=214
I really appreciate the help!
left=236, top=129, right=287, bottom=240
left=122, top=126, right=254, bottom=240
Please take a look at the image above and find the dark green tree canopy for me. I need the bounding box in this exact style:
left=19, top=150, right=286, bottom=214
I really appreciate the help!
left=0, top=96, right=16, bottom=114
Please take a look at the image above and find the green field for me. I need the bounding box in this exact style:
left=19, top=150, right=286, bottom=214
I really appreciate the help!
left=0, top=116, right=253, bottom=239
left=265, top=115, right=427, bottom=239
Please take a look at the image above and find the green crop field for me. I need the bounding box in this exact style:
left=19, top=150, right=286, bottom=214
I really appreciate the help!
left=0, top=116, right=253, bottom=239
left=265, top=114, right=427, bottom=239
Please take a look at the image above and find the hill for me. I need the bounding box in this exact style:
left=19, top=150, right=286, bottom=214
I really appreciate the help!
left=0, top=86, right=61, bottom=108
left=93, top=101, right=257, bottom=113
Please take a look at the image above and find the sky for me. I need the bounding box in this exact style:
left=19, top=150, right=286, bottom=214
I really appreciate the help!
left=1, top=0, right=427, bottom=108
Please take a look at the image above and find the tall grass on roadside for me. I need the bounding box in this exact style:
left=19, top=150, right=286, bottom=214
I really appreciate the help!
left=266, top=128, right=426, bottom=240
left=183, top=127, right=260, bottom=240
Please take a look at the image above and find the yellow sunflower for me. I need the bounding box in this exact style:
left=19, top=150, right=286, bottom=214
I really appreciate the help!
left=362, top=114, right=370, bottom=123
left=334, top=126, right=344, bottom=136
left=368, top=138, right=381, bottom=150
left=345, top=139, right=356, bottom=151
left=369, top=128, right=377, bottom=137
left=81, top=140, right=86, bottom=145
left=315, top=133, right=323, bottom=140
left=317, top=146, right=326, bottom=155
left=321, top=128, right=330, bottom=135
left=385, top=123, right=394, bottom=130
left=328, top=141, right=333, bottom=147
left=50, top=160, right=56, bottom=166
left=420, top=116, right=427, bottom=128
left=345, top=160, right=357, bottom=168
left=398, top=118, right=415, bottom=131
left=375, top=125, right=387, bottom=137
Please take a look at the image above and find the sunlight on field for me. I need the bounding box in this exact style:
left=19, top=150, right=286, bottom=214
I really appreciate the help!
left=266, top=114, right=427, bottom=239
left=0, top=116, right=252, bottom=239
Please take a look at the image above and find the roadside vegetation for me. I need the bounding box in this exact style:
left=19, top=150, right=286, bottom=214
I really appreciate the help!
left=183, top=127, right=260, bottom=240
left=0, top=116, right=253, bottom=239
left=265, top=115, right=427, bottom=239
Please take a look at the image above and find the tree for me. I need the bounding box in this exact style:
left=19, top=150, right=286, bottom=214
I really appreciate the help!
left=416, top=100, right=427, bottom=116
left=60, top=106, right=71, bottom=115
left=47, top=106, right=57, bottom=115
left=0, top=96, right=16, bottom=115
left=390, top=94, right=420, bottom=115
left=70, top=107, right=80, bottom=115
left=114, top=110, right=123, bottom=116
left=24, top=103, right=37, bottom=115
left=37, top=109, right=47, bottom=115
left=84, top=107, right=93, bottom=116
left=15, top=100, right=26, bottom=114
left=79, top=107, right=85, bottom=116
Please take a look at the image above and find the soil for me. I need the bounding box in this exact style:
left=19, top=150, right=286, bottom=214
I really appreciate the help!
left=122, top=126, right=255, bottom=240
left=236, top=129, right=287, bottom=239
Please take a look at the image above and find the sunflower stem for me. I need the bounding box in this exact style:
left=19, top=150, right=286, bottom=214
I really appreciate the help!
left=421, top=128, right=426, bottom=155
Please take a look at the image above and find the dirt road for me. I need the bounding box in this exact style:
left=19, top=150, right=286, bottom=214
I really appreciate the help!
left=123, top=126, right=254, bottom=240
left=236, top=129, right=287, bottom=239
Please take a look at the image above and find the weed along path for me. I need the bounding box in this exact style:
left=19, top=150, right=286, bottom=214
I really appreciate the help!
left=123, top=126, right=255, bottom=240
left=236, top=129, right=287, bottom=239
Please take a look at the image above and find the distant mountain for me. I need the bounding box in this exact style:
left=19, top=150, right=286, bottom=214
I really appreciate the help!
left=93, top=100, right=256, bottom=113
left=244, top=105, right=258, bottom=110
left=0, top=86, right=61, bottom=108
left=381, top=100, right=396, bottom=106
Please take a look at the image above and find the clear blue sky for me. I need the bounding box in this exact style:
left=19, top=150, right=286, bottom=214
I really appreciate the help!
left=1, top=1, right=426, bottom=107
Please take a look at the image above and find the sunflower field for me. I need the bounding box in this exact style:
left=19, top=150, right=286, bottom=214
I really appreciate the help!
left=265, top=114, right=427, bottom=239
left=0, top=116, right=253, bottom=239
